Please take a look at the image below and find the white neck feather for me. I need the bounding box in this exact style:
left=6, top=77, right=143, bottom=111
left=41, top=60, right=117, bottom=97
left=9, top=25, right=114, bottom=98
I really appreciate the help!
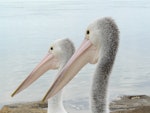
left=48, top=64, right=67, bottom=113
left=48, top=90, right=67, bottom=113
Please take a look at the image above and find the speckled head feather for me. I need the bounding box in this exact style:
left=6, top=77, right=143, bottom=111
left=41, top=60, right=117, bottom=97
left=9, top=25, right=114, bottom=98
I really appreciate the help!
left=90, top=17, right=119, bottom=113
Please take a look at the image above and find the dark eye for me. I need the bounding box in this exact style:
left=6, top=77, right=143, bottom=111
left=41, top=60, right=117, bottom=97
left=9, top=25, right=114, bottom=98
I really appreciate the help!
left=50, top=47, right=53, bottom=50
left=86, top=30, right=90, bottom=35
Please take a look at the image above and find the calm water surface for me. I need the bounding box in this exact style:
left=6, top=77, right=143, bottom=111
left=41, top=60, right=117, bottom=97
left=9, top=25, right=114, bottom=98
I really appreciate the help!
left=0, top=0, right=150, bottom=110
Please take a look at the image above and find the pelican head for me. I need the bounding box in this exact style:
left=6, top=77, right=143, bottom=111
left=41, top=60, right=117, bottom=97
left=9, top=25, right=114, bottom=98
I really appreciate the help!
left=48, top=38, right=75, bottom=68
left=43, top=17, right=119, bottom=101
left=11, top=38, right=75, bottom=97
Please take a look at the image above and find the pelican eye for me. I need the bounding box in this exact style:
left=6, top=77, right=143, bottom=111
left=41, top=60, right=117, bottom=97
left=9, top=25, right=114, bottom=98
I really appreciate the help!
left=50, top=47, right=53, bottom=50
left=86, top=30, right=90, bottom=35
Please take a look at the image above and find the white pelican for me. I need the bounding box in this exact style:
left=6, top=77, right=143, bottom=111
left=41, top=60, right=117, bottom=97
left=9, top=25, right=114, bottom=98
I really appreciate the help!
left=11, top=38, right=75, bottom=113
left=42, top=17, right=119, bottom=113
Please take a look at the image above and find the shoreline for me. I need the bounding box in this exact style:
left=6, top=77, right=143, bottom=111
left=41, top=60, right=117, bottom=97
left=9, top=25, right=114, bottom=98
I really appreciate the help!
left=1, top=95, right=150, bottom=113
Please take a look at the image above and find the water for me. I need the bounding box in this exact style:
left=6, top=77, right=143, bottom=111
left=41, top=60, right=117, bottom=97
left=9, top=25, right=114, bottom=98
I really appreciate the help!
left=0, top=0, right=150, bottom=109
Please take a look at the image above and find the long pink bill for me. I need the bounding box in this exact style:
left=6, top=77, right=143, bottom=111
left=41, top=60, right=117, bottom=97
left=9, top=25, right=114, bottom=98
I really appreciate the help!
left=42, top=39, right=93, bottom=101
left=11, top=53, right=59, bottom=97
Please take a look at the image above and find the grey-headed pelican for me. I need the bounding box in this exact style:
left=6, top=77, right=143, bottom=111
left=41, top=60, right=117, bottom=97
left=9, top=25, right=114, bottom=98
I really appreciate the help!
left=12, top=38, right=75, bottom=113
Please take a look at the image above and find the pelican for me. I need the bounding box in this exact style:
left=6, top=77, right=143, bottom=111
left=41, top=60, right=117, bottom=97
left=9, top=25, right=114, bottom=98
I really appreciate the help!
left=11, top=38, right=75, bottom=113
left=42, top=17, right=119, bottom=113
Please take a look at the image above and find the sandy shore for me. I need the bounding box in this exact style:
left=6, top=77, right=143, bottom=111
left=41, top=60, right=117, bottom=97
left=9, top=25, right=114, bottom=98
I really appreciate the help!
left=1, top=95, right=150, bottom=113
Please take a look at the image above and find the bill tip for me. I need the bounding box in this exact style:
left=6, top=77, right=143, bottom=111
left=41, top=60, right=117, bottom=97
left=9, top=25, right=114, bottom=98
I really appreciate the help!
left=11, top=92, right=15, bottom=97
